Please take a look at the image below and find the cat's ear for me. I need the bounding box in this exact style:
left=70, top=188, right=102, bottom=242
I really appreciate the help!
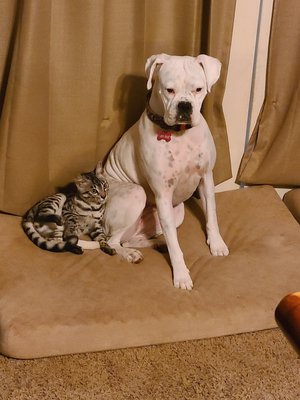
left=74, top=175, right=87, bottom=192
left=95, top=161, right=104, bottom=177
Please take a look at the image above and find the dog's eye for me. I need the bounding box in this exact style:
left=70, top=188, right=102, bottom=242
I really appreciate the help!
left=166, top=88, right=175, bottom=94
left=196, top=88, right=202, bottom=93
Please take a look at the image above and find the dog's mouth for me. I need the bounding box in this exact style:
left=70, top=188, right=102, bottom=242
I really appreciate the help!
left=164, top=115, right=193, bottom=131
left=175, top=114, right=192, bottom=125
left=174, top=113, right=193, bottom=130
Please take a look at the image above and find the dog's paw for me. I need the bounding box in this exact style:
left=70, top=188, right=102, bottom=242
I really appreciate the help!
left=173, top=268, right=193, bottom=290
left=207, top=235, right=229, bottom=257
left=120, top=248, right=144, bottom=264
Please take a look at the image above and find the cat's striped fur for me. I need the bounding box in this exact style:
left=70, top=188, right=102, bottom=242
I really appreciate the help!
left=22, top=162, right=115, bottom=255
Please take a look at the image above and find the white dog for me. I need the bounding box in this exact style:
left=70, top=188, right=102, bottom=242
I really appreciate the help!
left=100, top=54, right=229, bottom=290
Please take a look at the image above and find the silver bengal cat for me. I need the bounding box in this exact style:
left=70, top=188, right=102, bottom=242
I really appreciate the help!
left=22, top=162, right=115, bottom=255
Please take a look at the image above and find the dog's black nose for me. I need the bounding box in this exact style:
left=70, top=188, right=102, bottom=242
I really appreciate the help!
left=177, top=101, right=192, bottom=114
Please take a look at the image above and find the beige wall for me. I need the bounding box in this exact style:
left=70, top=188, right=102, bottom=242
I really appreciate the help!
left=217, top=0, right=274, bottom=192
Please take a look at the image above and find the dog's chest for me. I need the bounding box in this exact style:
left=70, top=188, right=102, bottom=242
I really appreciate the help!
left=164, top=139, right=206, bottom=174
left=145, top=133, right=208, bottom=202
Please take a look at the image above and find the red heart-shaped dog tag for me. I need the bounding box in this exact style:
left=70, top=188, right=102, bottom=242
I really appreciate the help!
left=157, top=130, right=172, bottom=142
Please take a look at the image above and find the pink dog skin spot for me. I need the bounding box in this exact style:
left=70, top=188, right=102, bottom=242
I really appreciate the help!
left=157, top=130, right=172, bottom=142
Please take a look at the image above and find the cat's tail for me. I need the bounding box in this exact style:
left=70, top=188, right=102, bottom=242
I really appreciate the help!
left=22, top=219, right=83, bottom=254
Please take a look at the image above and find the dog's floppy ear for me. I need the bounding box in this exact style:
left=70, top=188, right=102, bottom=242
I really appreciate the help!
left=196, top=54, right=221, bottom=92
left=145, top=53, right=170, bottom=90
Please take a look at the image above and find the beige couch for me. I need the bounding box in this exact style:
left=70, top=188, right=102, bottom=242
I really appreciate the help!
left=284, top=189, right=300, bottom=224
left=1, top=185, right=300, bottom=359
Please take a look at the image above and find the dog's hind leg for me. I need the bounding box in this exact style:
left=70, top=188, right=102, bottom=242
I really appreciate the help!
left=120, top=206, right=165, bottom=251
left=122, top=235, right=167, bottom=252
left=107, top=229, right=145, bottom=263
left=122, top=202, right=184, bottom=252
left=104, top=180, right=147, bottom=263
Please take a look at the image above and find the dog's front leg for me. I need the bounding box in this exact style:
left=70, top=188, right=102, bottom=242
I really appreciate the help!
left=155, top=195, right=193, bottom=290
left=199, top=171, right=229, bottom=256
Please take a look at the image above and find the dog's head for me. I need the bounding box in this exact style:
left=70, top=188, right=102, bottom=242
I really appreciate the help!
left=145, top=54, right=221, bottom=128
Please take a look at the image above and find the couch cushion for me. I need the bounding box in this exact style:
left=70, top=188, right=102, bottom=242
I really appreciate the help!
left=1, top=186, right=300, bottom=359
left=284, top=189, right=300, bottom=224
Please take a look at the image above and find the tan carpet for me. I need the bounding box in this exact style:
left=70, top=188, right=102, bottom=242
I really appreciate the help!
left=1, top=328, right=299, bottom=400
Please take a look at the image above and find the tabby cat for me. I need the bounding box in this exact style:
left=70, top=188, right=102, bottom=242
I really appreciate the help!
left=22, top=162, right=115, bottom=255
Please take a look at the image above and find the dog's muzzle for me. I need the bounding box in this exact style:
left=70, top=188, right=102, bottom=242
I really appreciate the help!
left=176, top=101, right=192, bottom=124
left=146, top=90, right=193, bottom=132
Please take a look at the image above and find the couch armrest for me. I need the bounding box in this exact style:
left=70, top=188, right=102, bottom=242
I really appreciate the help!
left=283, top=189, right=300, bottom=224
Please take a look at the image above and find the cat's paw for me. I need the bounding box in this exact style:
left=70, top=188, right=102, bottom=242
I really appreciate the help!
left=100, top=244, right=116, bottom=256
left=68, top=244, right=83, bottom=255
left=65, top=237, right=83, bottom=255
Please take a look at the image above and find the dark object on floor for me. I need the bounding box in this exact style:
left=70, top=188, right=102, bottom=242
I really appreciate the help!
left=275, top=292, right=300, bottom=356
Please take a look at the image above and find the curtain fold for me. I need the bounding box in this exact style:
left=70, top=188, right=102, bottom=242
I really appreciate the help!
left=200, top=0, right=235, bottom=187
left=237, top=0, right=300, bottom=187
left=0, top=0, right=236, bottom=216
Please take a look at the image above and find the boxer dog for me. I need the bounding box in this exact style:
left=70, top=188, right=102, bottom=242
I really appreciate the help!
left=100, top=54, right=229, bottom=290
